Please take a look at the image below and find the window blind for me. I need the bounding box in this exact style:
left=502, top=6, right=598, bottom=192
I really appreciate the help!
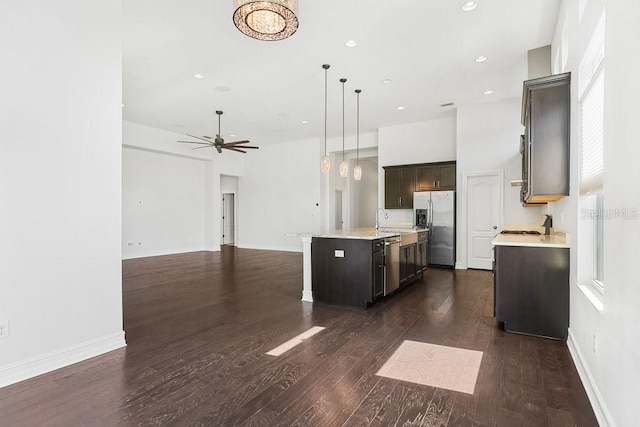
left=580, top=67, right=604, bottom=194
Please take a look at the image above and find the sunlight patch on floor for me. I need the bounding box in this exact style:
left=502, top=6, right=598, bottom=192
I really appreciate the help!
left=376, top=340, right=483, bottom=394
left=265, top=326, right=326, bottom=356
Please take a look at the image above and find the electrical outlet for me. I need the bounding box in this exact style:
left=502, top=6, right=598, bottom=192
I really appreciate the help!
left=592, top=333, right=597, bottom=355
left=0, top=320, right=9, bottom=339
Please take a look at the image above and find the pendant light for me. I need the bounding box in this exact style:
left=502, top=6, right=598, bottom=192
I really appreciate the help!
left=339, top=78, right=348, bottom=178
left=320, top=64, right=330, bottom=173
left=353, top=89, right=363, bottom=181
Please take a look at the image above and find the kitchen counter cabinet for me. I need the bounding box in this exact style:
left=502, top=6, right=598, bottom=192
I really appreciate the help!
left=399, top=243, right=417, bottom=285
left=494, top=245, right=569, bottom=340
left=312, top=237, right=385, bottom=308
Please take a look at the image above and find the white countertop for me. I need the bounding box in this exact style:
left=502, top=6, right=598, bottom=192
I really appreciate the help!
left=296, top=226, right=428, bottom=241
left=492, top=231, right=570, bottom=248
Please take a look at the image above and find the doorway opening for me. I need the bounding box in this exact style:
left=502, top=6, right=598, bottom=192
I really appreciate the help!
left=222, top=193, right=235, bottom=245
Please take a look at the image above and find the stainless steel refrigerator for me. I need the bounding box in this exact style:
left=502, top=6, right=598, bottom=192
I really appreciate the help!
left=413, top=191, right=456, bottom=267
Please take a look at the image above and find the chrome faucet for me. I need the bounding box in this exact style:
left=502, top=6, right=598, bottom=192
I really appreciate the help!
left=375, top=208, right=388, bottom=231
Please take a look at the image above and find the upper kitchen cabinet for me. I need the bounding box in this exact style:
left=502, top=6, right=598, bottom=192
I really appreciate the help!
left=521, top=72, right=571, bottom=204
left=416, top=161, right=456, bottom=191
left=384, top=166, right=415, bottom=209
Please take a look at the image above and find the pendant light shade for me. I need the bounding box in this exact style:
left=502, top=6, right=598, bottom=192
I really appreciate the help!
left=339, top=78, right=348, bottom=178
left=321, top=154, right=330, bottom=173
left=321, top=64, right=330, bottom=173
left=353, top=164, right=362, bottom=181
left=354, top=89, right=362, bottom=181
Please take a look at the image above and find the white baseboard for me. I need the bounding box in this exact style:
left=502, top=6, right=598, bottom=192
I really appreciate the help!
left=455, top=262, right=466, bottom=270
left=567, top=329, right=614, bottom=427
left=0, top=331, right=126, bottom=389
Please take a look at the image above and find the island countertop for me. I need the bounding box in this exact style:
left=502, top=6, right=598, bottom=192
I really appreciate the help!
left=492, top=232, right=570, bottom=248
left=313, top=227, right=427, bottom=240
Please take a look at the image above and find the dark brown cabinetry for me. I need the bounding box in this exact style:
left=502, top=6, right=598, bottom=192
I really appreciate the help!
left=416, top=231, right=428, bottom=273
left=416, top=162, right=456, bottom=191
left=521, top=72, right=570, bottom=204
left=312, top=237, right=385, bottom=308
left=494, top=245, right=569, bottom=340
left=384, top=161, right=456, bottom=209
left=372, top=240, right=385, bottom=301
left=384, top=167, right=415, bottom=209
left=399, top=244, right=416, bottom=285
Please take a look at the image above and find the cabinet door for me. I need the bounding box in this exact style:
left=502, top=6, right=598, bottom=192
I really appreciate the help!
left=372, top=250, right=384, bottom=300
left=416, top=165, right=437, bottom=191
left=384, top=168, right=401, bottom=209
left=438, top=164, right=456, bottom=190
left=398, top=168, right=415, bottom=208
left=417, top=240, right=428, bottom=272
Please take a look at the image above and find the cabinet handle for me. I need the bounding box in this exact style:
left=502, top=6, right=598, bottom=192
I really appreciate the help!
left=399, top=196, right=402, bottom=206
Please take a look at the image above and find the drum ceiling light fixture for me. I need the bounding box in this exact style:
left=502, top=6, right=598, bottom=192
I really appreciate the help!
left=233, top=0, right=299, bottom=41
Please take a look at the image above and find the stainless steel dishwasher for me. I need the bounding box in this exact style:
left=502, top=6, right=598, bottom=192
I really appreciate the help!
left=384, top=236, right=401, bottom=295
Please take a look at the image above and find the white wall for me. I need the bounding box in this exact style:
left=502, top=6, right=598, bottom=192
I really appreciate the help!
left=122, top=121, right=245, bottom=255
left=352, top=157, right=379, bottom=228
left=238, top=138, right=323, bottom=252
left=456, top=99, right=543, bottom=267
left=550, top=1, right=640, bottom=425
left=0, top=1, right=125, bottom=386
left=377, top=115, right=457, bottom=226
left=122, top=148, right=207, bottom=259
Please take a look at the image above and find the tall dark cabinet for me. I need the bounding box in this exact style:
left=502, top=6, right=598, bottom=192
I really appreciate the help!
left=521, top=72, right=571, bottom=204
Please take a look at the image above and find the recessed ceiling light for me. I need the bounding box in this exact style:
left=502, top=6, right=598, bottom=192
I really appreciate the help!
left=483, top=90, right=494, bottom=95
left=397, top=106, right=405, bottom=111
left=475, top=55, right=487, bottom=63
left=229, top=134, right=237, bottom=137
left=301, top=120, right=309, bottom=124
left=461, top=1, right=477, bottom=12
left=382, top=78, right=392, bottom=84
left=345, top=40, right=357, bottom=48
left=193, top=73, right=205, bottom=79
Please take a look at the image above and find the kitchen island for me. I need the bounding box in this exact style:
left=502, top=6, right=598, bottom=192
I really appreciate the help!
left=492, top=229, right=570, bottom=340
left=302, top=227, right=427, bottom=309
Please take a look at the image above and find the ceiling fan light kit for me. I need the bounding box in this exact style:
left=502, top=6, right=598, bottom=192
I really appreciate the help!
left=177, top=110, right=259, bottom=154
left=233, top=0, right=298, bottom=41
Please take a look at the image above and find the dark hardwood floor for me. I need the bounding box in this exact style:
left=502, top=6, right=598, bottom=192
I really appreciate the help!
left=0, top=247, right=597, bottom=426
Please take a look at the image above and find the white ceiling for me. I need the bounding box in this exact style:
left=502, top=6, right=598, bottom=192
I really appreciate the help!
left=123, top=0, right=560, bottom=147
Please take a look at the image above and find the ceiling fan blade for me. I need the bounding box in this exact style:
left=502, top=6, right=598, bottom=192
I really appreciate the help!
left=178, top=140, right=212, bottom=145
left=186, top=134, right=218, bottom=144
left=192, top=145, right=215, bottom=150
left=224, top=140, right=250, bottom=146
left=233, top=145, right=259, bottom=149
left=224, top=146, right=247, bottom=153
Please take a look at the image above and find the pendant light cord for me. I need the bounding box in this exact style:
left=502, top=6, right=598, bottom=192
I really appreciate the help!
left=355, top=89, right=361, bottom=165
left=340, top=78, right=347, bottom=161
left=323, top=64, right=329, bottom=156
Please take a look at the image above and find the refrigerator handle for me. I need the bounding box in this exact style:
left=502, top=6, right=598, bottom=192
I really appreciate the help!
left=428, top=200, right=433, bottom=230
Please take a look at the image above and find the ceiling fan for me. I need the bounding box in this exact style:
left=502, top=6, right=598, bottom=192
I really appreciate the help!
left=178, top=110, right=259, bottom=154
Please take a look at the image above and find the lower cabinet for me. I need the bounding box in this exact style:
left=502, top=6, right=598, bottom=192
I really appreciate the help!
left=372, top=244, right=385, bottom=301
left=399, top=244, right=416, bottom=285
left=494, top=245, right=569, bottom=340
left=312, top=237, right=384, bottom=308
left=416, top=232, right=428, bottom=273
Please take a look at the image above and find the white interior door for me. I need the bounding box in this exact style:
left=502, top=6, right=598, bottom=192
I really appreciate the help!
left=222, top=193, right=235, bottom=245
left=466, top=172, right=502, bottom=270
